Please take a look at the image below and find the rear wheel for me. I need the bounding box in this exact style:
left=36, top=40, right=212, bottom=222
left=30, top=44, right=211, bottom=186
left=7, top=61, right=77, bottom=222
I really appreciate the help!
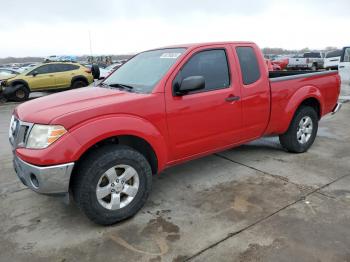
left=279, top=106, right=318, bottom=153
left=72, top=145, right=152, bottom=225
left=71, top=80, right=87, bottom=89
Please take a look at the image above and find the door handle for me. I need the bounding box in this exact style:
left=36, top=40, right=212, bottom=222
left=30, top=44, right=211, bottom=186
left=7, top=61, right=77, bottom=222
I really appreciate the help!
left=225, top=96, right=240, bottom=102
left=339, top=66, right=345, bottom=68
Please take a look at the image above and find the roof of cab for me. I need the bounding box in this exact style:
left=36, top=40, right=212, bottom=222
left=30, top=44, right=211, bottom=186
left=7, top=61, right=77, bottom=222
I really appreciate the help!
left=153, top=41, right=255, bottom=50
left=149, top=41, right=255, bottom=51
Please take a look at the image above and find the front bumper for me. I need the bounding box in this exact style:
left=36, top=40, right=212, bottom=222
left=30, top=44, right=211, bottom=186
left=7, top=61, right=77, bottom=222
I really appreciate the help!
left=13, top=154, right=74, bottom=194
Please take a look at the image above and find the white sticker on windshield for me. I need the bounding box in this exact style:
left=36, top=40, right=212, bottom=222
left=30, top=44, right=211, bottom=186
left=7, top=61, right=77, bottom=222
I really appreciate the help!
left=160, top=53, right=182, bottom=59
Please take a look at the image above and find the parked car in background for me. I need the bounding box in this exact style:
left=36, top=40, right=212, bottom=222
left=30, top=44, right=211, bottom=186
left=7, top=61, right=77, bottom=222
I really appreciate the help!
left=287, top=52, right=325, bottom=70
left=9, top=41, right=341, bottom=225
left=265, top=59, right=281, bottom=71
left=0, top=68, right=20, bottom=76
left=18, top=63, right=38, bottom=73
left=324, top=50, right=342, bottom=70
left=272, top=56, right=289, bottom=70
left=0, top=69, right=19, bottom=89
left=339, top=46, right=350, bottom=85
left=1, top=62, right=95, bottom=101
left=99, top=62, right=123, bottom=78
left=44, top=55, right=77, bottom=62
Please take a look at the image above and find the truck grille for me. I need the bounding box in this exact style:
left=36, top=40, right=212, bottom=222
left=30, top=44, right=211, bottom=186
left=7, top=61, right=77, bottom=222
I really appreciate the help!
left=9, top=116, right=33, bottom=149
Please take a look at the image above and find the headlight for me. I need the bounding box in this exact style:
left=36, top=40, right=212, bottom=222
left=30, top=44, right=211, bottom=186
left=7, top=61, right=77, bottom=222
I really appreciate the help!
left=26, top=124, right=67, bottom=149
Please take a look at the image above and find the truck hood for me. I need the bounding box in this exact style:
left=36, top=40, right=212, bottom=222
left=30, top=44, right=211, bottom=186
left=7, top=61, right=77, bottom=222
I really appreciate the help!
left=15, top=87, right=148, bottom=128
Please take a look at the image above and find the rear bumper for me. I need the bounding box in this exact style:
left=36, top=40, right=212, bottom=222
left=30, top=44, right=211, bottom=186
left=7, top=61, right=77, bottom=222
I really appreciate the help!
left=13, top=154, right=74, bottom=194
left=331, top=103, right=342, bottom=115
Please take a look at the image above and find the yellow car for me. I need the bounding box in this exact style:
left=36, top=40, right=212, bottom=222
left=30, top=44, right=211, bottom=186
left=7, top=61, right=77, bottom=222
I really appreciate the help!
left=1, top=62, right=95, bottom=101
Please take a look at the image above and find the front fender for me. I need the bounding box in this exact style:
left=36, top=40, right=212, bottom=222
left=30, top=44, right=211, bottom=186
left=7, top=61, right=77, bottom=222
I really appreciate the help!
left=70, top=115, right=168, bottom=171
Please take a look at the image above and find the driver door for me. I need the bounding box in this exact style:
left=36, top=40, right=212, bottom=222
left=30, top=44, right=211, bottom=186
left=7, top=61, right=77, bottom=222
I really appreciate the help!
left=165, top=47, right=243, bottom=161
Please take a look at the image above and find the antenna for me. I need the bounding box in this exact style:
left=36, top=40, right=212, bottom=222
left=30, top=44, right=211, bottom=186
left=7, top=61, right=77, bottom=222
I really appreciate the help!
left=88, top=30, right=93, bottom=56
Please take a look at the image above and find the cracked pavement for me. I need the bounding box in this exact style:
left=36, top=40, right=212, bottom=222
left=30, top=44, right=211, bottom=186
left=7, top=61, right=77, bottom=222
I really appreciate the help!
left=0, top=94, right=350, bottom=262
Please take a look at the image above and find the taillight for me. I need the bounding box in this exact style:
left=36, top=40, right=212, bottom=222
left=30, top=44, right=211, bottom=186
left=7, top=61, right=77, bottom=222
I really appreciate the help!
left=85, top=69, right=91, bottom=73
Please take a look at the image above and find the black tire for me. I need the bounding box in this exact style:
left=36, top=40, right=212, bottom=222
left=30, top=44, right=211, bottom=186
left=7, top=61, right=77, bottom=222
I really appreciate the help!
left=72, top=145, right=152, bottom=225
left=71, top=80, right=87, bottom=89
left=11, top=84, right=30, bottom=102
left=279, top=106, right=318, bottom=153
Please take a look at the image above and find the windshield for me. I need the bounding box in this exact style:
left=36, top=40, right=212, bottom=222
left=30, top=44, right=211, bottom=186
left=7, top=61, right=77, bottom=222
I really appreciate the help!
left=103, top=48, right=186, bottom=93
left=325, top=50, right=342, bottom=58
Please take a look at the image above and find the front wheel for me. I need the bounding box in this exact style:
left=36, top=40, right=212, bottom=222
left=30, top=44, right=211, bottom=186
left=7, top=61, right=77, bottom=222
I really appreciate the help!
left=279, top=106, right=318, bottom=153
left=72, top=145, right=152, bottom=225
left=11, top=85, right=30, bottom=102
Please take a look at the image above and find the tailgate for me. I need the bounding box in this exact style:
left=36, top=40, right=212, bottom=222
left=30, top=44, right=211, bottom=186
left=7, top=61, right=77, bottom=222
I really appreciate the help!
left=288, top=58, right=306, bottom=65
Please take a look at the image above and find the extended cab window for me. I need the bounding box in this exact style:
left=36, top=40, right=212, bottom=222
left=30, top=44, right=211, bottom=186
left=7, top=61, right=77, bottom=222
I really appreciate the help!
left=177, top=49, right=230, bottom=93
left=236, top=47, right=261, bottom=85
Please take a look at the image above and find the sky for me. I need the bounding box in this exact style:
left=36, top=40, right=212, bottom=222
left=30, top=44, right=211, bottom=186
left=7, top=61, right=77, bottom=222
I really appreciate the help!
left=1, top=0, right=349, bottom=57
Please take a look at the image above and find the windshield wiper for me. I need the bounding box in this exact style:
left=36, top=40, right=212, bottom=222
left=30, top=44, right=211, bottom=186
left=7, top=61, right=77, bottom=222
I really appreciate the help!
left=98, top=82, right=134, bottom=92
left=98, top=82, right=111, bottom=88
left=108, top=83, right=134, bottom=90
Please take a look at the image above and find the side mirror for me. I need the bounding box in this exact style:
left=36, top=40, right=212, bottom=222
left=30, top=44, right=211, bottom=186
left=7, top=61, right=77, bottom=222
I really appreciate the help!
left=32, top=71, right=38, bottom=77
left=176, top=76, right=205, bottom=96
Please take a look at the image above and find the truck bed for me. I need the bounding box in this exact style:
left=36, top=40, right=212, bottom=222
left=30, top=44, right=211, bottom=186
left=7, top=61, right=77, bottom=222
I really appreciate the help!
left=265, top=70, right=340, bottom=135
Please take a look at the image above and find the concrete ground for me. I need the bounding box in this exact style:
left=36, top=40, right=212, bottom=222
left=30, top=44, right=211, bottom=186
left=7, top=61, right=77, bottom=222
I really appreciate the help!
left=0, top=92, right=350, bottom=262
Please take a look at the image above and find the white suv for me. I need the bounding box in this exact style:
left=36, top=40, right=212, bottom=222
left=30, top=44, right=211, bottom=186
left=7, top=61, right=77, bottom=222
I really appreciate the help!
left=324, top=50, right=342, bottom=70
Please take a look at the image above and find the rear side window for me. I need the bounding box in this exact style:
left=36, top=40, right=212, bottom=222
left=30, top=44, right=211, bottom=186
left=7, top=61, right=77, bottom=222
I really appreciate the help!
left=54, top=64, right=79, bottom=72
left=179, top=49, right=230, bottom=92
left=236, top=47, right=261, bottom=85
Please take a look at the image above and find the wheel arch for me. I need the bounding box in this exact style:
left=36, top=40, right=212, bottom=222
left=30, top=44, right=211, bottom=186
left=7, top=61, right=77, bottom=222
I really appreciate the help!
left=72, top=135, right=159, bottom=178
left=280, top=86, right=324, bottom=134
left=9, top=79, right=30, bottom=90
left=298, top=97, right=321, bottom=119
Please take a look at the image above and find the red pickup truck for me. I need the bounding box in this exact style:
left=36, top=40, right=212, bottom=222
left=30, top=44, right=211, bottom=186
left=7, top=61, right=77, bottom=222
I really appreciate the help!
left=9, top=42, right=341, bottom=225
